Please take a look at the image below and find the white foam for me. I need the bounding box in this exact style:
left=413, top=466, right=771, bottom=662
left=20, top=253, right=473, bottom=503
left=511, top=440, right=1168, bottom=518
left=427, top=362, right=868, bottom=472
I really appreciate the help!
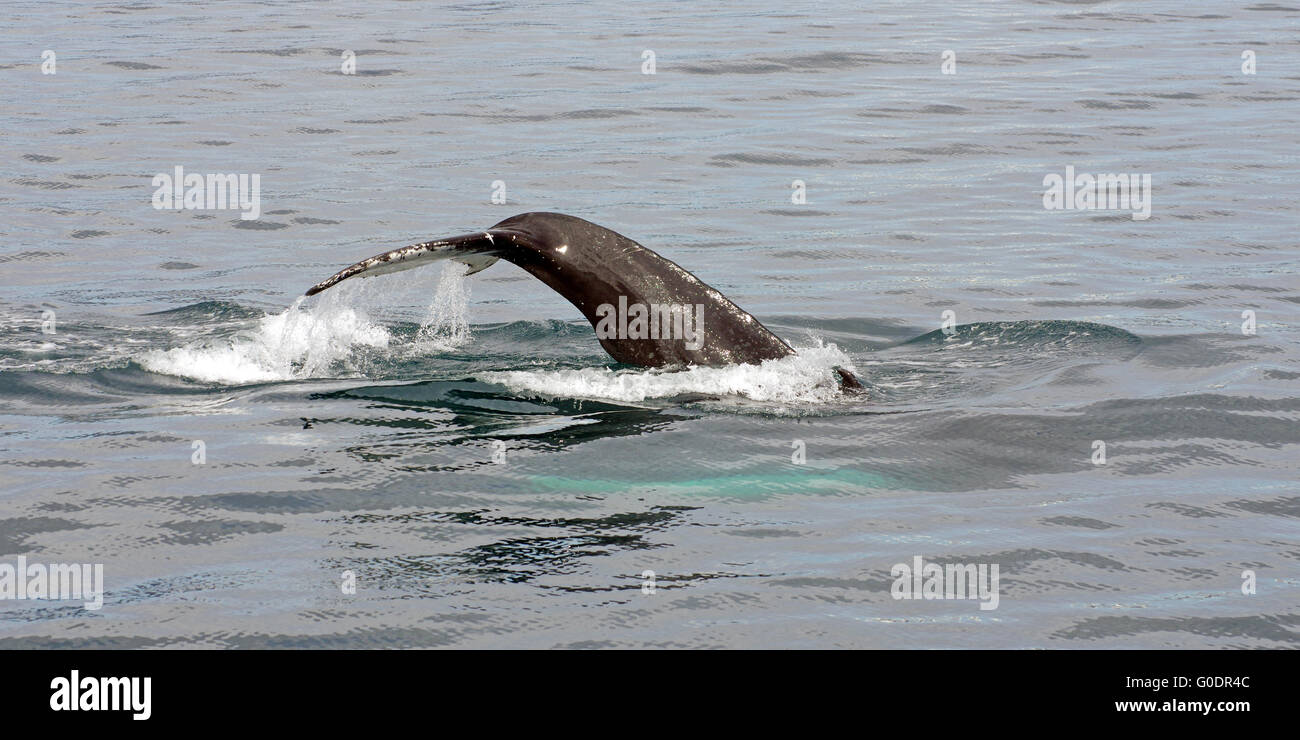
left=141, top=290, right=390, bottom=384
left=142, top=263, right=479, bottom=385
left=483, top=342, right=857, bottom=404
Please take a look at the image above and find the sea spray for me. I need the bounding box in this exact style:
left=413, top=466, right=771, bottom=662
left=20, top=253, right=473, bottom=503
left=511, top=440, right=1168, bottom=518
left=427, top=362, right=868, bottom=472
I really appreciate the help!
left=413, top=262, right=472, bottom=350
left=141, top=282, right=390, bottom=384
left=141, top=264, right=479, bottom=385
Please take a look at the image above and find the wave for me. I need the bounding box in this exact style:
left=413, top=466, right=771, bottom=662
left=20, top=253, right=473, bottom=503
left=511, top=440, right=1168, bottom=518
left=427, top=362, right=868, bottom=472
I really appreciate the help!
left=483, top=342, right=857, bottom=404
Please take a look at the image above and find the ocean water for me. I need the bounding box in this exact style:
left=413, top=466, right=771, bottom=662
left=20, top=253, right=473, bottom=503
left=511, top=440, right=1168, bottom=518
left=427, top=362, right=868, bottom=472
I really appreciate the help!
left=1, top=1, right=1297, bottom=648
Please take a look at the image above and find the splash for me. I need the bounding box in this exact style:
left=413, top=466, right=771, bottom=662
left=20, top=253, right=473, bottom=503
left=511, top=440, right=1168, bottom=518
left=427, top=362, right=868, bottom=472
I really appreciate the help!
left=141, top=264, right=478, bottom=385
left=483, top=341, right=858, bottom=404
left=412, top=262, right=472, bottom=350
left=141, top=285, right=390, bottom=384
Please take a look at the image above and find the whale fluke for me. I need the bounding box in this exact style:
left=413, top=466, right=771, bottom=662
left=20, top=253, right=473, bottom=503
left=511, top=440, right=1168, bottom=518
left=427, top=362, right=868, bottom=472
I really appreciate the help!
left=307, top=212, right=860, bottom=389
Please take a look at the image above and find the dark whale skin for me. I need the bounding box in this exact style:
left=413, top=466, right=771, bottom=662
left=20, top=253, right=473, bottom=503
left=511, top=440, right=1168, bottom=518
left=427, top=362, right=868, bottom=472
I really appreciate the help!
left=486, top=212, right=794, bottom=368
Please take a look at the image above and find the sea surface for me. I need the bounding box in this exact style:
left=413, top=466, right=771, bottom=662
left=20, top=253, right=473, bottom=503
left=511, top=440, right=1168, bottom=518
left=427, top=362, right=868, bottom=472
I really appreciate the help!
left=1, top=1, right=1297, bottom=648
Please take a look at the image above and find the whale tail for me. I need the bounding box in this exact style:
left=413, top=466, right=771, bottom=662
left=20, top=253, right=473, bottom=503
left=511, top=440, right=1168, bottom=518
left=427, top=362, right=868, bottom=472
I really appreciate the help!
left=305, top=232, right=500, bottom=297
left=305, top=212, right=859, bottom=391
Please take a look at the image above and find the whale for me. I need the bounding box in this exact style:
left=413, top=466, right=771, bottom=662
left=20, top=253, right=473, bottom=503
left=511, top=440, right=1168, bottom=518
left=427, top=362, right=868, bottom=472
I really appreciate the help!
left=306, top=212, right=862, bottom=391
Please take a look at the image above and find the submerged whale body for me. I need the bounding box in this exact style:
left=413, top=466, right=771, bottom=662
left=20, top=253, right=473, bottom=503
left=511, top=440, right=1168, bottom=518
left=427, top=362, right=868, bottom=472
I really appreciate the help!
left=306, top=212, right=861, bottom=391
